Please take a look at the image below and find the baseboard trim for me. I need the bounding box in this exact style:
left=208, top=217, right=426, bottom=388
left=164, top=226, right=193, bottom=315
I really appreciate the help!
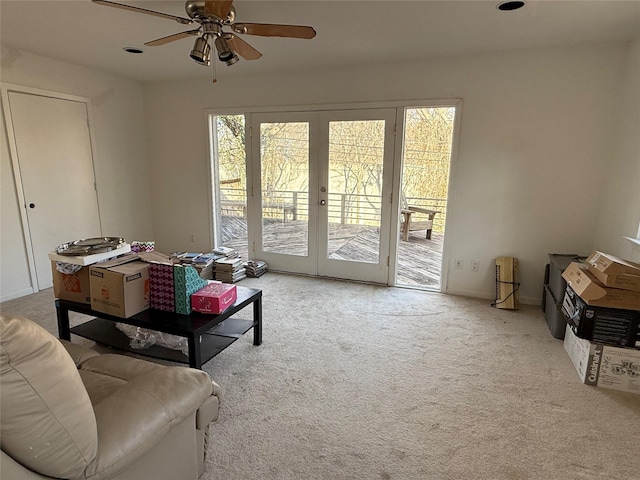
left=1, top=287, right=36, bottom=303
left=445, top=287, right=540, bottom=307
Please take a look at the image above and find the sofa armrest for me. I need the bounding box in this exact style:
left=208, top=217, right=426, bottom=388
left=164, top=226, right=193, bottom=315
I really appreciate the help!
left=196, top=393, right=220, bottom=430
left=79, top=359, right=215, bottom=480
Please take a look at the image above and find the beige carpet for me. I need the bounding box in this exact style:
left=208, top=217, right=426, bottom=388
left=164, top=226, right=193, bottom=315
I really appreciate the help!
left=2, top=273, right=639, bottom=480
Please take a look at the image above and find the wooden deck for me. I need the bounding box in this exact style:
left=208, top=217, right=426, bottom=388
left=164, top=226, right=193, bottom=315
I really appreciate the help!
left=221, top=216, right=443, bottom=288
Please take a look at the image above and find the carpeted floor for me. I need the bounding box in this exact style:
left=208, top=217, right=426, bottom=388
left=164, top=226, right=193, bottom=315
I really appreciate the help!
left=2, top=273, right=639, bottom=480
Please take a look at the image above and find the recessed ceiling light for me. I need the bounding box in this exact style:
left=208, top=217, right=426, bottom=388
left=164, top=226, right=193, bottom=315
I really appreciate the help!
left=123, top=47, right=144, bottom=54
left=497, top=1, right=525, bottom=11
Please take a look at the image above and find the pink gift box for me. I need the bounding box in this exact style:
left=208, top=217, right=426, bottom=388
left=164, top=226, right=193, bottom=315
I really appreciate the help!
left=191, top=283, right=237, bottom=314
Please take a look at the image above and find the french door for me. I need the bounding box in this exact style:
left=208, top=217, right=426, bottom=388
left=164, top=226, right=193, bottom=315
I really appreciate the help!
left=249, top=108, right=396, bottom=283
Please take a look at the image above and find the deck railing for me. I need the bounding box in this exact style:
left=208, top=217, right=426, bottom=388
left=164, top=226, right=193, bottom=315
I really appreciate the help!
left=219, top=188, right=448, bottom=232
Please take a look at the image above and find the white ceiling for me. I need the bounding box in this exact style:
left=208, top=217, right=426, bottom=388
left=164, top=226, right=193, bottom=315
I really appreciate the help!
left=1, top=1, right=639, bottom=83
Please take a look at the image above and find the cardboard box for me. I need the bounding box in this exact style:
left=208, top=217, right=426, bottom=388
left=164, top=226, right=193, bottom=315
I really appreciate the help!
left=561, top=286, right=640, bottom=348
left=191, top=283, right=237, bottom=314
left=561, top=262, right=640, bottom=310
left=174, top=264, right=208, bottom=315
left=586, top=251, right=640, bottom=292
left=89, top=257, right=150, bottom=318
left=564, top=324, right=640, bottom=394
left=547, top=254, right=586, bottom=301
left=51, top=262, right=91, bottom=304
left=48, top=243, right=131, bottom=266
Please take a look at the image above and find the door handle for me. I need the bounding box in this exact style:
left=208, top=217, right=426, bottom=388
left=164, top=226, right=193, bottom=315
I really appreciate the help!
left=29, top=203, right=36, bottom=209
left=319, top=199, right=326, bottom=206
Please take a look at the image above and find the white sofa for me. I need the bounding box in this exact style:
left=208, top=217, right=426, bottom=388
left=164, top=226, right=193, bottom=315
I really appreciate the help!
left=0, top=315, right=220, bottom=480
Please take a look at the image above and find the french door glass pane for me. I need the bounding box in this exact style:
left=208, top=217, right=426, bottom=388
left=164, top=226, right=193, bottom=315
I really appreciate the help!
left=260, top=122, right=309, bottom=256
left=214, top=115, right=247, bottom=250
left=327, top=120, right=384, bottom=263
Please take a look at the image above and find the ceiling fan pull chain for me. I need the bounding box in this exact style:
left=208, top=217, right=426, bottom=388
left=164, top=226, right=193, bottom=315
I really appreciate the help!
left=212, top=55, right=217, bottom=84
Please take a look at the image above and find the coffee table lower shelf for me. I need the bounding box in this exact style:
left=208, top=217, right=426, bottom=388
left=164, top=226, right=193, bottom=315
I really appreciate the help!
left=70, top=317, right=255, bottom=366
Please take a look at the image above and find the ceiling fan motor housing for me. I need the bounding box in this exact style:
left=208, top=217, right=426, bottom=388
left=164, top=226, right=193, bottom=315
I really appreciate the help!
left=185, top=0, right=235, bottom=22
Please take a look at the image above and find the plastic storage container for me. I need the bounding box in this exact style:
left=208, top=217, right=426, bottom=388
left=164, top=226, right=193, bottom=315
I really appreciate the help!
left=548, top=253, right=586, bottom=300
left=544, top=285, right=569, bottom=339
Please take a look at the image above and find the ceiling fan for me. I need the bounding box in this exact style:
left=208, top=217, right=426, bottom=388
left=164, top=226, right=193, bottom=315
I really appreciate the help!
left=92, top=0, right=316, bottom=69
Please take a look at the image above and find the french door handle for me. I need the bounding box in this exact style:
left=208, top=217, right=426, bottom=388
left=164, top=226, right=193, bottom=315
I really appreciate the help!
left=319, top=199, right=326, bottom=206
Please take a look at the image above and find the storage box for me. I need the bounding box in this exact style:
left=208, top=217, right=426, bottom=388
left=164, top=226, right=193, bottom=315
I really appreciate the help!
left=173, top=264, right=208, bottom=315
left=547, top=254, right=586, bottom=300
left=586, top=251, right=640, bottom=292
left=561, top=262, right=640, bottom=310
left=561, top=286, right=640, bottom=349
left=89, top=257, right=150, bottom=318
left=148, top=263, right=175, bottom=312
left=51, top=262, right=91, bottom=304
left=191, top=283, right=237, bottom=314
left=564, top=324, right=640, bottom=394
left=543, top=285, right=568, bottom=339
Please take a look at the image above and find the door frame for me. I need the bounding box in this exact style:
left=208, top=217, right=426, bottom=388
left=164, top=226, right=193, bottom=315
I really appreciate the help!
left=207, top=98, right=462, bottom=290
left=1, top=83, right=101, bottom=291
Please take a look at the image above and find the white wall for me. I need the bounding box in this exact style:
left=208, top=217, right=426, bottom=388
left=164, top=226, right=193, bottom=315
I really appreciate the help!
left=0, top=48, right=153, bottom=301
left=143, top=42, right=629, bottom=304
left=2, top=41, right=634, bottom=305
left=594, top=38, right=640, bottom=263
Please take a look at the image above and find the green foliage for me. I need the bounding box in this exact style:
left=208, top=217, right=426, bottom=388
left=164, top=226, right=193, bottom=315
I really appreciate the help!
left=402, top=107, right=454, bottom=205
left=213, top=107, right=454, bottom=227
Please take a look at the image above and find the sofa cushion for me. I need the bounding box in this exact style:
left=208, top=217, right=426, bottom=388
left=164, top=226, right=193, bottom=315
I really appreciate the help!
left=0, top=315, right=98, bottom=478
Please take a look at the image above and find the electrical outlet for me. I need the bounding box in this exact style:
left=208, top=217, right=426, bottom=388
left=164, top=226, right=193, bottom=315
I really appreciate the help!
left=471, top=259, right=480, bottom=272
left=455, top=258, right=463, bottom=269
left=190, top=234, right=195, bottom=243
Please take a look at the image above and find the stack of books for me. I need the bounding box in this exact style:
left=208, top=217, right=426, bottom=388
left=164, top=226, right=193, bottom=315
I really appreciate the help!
left=213, top=246, right=238, bottom=258
left=244, top=260, right=268, bottom=278
left=215, top=257, right=246, bottom=283
left=192, top=253, right=221, bottom=280
left=176, top=252, right=201, bottom=264
left=169, top=251, right=227, bottom=280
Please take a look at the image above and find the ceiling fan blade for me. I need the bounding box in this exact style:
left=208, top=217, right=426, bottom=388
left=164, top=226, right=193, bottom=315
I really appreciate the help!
left=145, top=29, right=200, bottom=46
left=205, top=0, right=234, bottom=21
left=231, top=23, right=316, bottom=39
left=226, top=35, right=262, bottom=60
left=92, top=0, right=192, bottom=25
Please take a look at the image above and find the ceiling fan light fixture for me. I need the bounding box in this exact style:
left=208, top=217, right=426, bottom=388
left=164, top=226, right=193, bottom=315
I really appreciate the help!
left=224, top=53, right=239, bottom=66
left=214, top=35, right=235, bottom=62
left=190, top=36, right=211, bottom=65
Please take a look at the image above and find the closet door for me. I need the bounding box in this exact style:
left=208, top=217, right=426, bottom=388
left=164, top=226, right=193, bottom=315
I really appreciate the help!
left=5, top=89, right=101, bottom=290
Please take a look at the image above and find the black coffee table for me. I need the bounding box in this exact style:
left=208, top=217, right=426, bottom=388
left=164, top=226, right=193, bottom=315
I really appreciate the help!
left=56, top=286, right=262, bottom=369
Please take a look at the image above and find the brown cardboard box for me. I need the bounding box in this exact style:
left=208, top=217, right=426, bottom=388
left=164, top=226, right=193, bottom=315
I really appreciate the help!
left=51, top=262, right=91, bottom=304
left=586, top=251, right=640, bottom=292
left=562, top=262, right=640, bottom=310
left=89, top=257, right=149, bottom=318
left=564, top=324, right=640, bottom=394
